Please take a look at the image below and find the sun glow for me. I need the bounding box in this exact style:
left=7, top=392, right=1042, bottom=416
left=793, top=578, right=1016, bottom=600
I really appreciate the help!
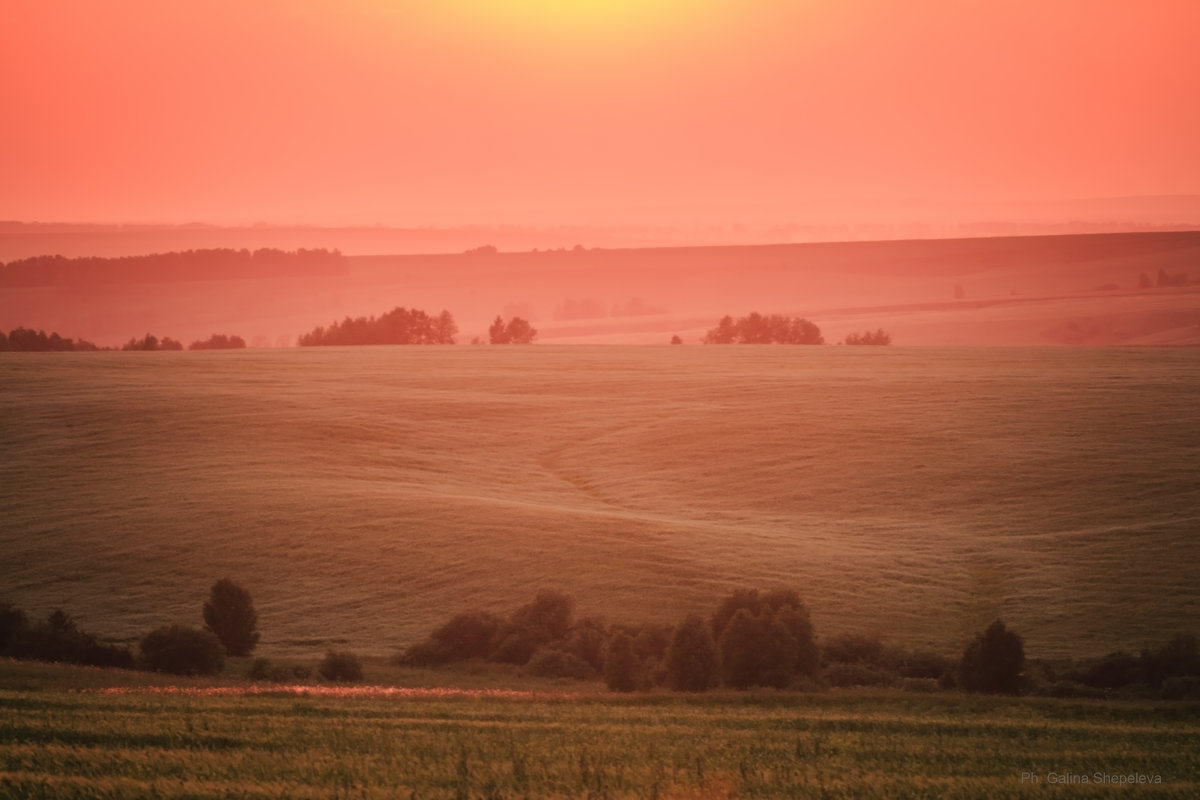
left=430, top=0, right=723, bottom=52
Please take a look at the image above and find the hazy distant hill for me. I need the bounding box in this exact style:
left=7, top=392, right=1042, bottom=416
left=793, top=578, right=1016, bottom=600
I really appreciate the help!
left=3, top=195, right=1200, bottom=261
left=1, top=230, right=1198, bottom=347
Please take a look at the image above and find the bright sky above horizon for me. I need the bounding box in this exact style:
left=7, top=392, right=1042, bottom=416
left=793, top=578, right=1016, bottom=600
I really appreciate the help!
left=3, top=0, right=1198, bottom=227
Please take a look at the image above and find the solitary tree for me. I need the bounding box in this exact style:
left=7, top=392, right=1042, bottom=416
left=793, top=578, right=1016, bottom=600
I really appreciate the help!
left=203, top=579, right=260, bottom=657
left=959, top=620, right=1025, bottom=694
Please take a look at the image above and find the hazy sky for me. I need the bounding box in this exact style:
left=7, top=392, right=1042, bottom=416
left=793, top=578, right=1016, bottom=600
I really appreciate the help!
left=4, top=0, right=1198, bottom=226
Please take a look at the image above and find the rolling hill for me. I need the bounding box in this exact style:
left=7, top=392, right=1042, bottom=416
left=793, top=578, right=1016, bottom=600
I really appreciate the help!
left=2, top=346, right=1197, bottom=660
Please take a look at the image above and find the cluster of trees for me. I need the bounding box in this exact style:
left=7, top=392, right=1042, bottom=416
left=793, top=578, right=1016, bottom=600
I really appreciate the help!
left=122, top=333, right=183, bottom=351
left=703, top=313, right=824, bottom=345
left=0, top=248, right=348, bottom=288
left=843, top=329, right=893, bottom=345
left=9, top=580, right=1197, bottom=700
left=1138, top=268, right=1196, bottom=289
left=298, top=306, right=458, bottom=346
left=0, top=327, right=100, bottom=351
left=189, top=333, right=246, bottom=350
left=0, top=607, right=135, bottom=669
left=0, top=327, right=248, bottom=352
left=399, top=588, right=824, bottom=692
left=1042, top=633, right=1200, bottom=699
left=488, top=315, right=538, bottom=344
left=0, top=579, right=263, bottom=677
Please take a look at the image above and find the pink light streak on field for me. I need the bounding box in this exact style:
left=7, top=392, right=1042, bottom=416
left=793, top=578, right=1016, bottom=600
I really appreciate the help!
left=96, top=685, right=562, bottom=700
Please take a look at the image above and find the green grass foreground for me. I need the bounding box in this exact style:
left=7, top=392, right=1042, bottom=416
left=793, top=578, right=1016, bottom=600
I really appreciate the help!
left=2, top=663, right=1198, bottom=799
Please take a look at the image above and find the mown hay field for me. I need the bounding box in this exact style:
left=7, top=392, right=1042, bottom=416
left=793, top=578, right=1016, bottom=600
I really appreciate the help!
left=2, top=346, right=1199, bottom=659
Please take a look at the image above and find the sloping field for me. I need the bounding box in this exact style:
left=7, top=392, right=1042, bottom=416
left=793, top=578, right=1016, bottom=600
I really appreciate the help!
left=1, top=346, right=1198, bottom=659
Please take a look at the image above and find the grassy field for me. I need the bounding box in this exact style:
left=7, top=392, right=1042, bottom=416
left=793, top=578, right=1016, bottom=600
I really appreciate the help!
left=2, top=659, right=1198, bottom=799
left=2, top=346, right=1198, bottom=662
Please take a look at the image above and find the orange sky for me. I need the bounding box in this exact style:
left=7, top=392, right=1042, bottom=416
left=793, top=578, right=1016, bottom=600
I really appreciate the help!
left=3, top=0, right=1198, bottom=227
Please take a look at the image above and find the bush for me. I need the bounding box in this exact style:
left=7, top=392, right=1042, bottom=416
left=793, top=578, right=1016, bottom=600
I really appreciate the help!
left=959, top=620, right=1025, bottom=694
left=1140, top=634, right=1200, bottom=687
left=564, top=617, right=610, bottom=672
left=431, top=609, right=504, bottom=662
left=0, top=604, right=29, bottom=652
left=1158, top=675, right=1200, bottom=701
left=666, top=614, right=721, bottom=692
left=603, top=632, right=640, bottom=692
left=822, top=633, right=885, bottom=666
left=203, top=579, right=260, bottom=657
left=1083, top=651, right=1140, bottom=690
left=246, top=657, right=304, bottom=683
left=319, top=649, right=364, bottom=682
left=4, top=609, right=134, bottom=669
left=139, top=624, right=226, bottom=675
left=525, top=647, right=596, bottom=680
left=822, top=661, right=895, bottom=688
left=396, top=640, right=452, bottom=668
left=897, top=677, right=941, bottom=693
left=896, top=650, right=954, bottom=680
left=512, top=589, right=574, bottom=640
left=489, top=624, right=543, bottom=666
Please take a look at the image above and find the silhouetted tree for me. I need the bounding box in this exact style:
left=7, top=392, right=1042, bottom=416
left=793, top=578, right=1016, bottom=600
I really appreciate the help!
left=844, top=329, right=892, bottom=345
left=1157, top=267, right=1189, bottom=288
left=1140, top=634, right=1200, bottom=687
left=202, top=579, right=260, bottom=657
left=719, top=609, right=770, bottom=688
left=1, top=327, right=99, bottom=351
left=0, top=604, right=27, bottom=652
left=666, top=613, right=720, bottom=691
left=489, top=315, right=538, bottom=344
left=319, top=649, right=364, bottom=682
left=565, top=616, right=610, bottom=672
left=139, top=624, right=225, bottom=675
left=702, top=313, right=823, bottom=344
left=959, top=620, right=1025, bottom=694
left=298, top=307, right=457, bottom=346
left=189, top=333, right=247, bottom=350
left=123, top=333, right=173, bottom=351
left=603, top=632, right=640, bottom=692
left=669, top=334, right=683, bottom=345
left=712, top=589, right=818, bottom=687
left=0, top=248, right=348, bottom=288
left=512, top=589, right=574, bottom=640
left=1, top=608, right=134, bottom=668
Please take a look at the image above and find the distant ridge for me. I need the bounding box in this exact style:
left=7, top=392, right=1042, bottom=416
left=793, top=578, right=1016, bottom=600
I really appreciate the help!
left=2, top=209, right=1198, bottom=262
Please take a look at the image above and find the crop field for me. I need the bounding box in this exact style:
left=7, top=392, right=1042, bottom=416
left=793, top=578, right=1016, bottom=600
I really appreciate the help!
left=2, top=663, right=1199, bottom=799
left=2, top=346, right=1198, bottom=662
